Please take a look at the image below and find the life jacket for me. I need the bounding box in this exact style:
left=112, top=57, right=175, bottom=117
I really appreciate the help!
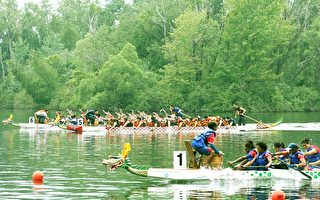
left=278, top=148, right=289, bottom=160
left=192, top=129, right=216, bottom=148
left=247, top=149, right=258, bottom=162
left=173, top=107, right=182, bottom=114
left=54, top=113, right=61, bottom=123
left=305, top=145, right=320, bottom=163
left=289, top=151, right=304, bottom=164
left=134, top=120, right=141, bottom=127
left=254, top=150, right=271, bottom=166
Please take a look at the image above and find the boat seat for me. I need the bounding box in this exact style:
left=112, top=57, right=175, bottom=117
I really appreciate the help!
left=184, top=140, right=202, bottom=169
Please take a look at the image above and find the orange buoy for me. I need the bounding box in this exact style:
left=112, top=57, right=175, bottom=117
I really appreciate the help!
left=271, top=190, right=285, bottom=200
left=32, top=171, right=44, bottom=184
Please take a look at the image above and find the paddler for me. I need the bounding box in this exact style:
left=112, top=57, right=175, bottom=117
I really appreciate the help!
left=288, top=143, right=308, bottom=170
left=301, top=138, right=320, bottom=169
left=227, top=140, right=257, bottom=170
left=85, top=109, right=99, bottom=125
left=34, top=109, right=49, bottom=124
left=242, top=142, right=272, bottom=170
left=272, top=142, right=288, bottom=164
left=169, top=105, right=184, bottom=118
left=192, top=122, right=224, bottom=167
left=224, top=116, right=237, bottom=127
left=54, top=111, right=62, bottom=124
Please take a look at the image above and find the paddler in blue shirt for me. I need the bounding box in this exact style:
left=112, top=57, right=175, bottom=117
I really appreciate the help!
left=242, top=142, right=272, bottom=170
left=301, top=138, right=320, bottom=169
left=227, top=140, right=257, bottom=170
left=169, top=105, right=184, bottom=118
left=287, top=143, right=307, bottom=170
left=192, top=122, right=224, bottom=166
left=272, top=142, right=289, bottom=164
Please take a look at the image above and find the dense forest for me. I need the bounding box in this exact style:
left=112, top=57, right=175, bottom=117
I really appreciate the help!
left=0, top=0, right=319, bottom=114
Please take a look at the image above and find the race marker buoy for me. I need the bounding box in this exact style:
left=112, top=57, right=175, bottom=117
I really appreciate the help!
left=271, top=189, right=285, bottom=200
left=32, top=171, right=44, bottom=184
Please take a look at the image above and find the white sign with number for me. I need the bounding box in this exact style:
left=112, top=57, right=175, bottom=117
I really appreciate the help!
left=77, top=118, right=83, bottom=126
left=173, top=151, right=187, bottom=169
left=29, top=117, right=35, bottom=124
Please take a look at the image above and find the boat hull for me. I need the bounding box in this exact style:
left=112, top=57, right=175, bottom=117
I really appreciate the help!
left=61, top=122, right=320, bottom=133
left=135, top=167, right=319, bottom=181
left=12, top=123, right=60, bottom=131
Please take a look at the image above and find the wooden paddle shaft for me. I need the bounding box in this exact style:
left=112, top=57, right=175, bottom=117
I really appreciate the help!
left=242, top=115, right=262, bottom=124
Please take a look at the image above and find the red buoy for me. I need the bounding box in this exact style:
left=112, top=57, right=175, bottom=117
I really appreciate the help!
left=271, top=190, right=285, bottom=200
left=32, top=171, right=44, bottom=184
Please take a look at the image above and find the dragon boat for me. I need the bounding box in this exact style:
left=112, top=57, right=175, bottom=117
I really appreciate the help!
left=103, top=122, right=320, bottom=133
left=2, top=115, right=61, bottom=131
left=102, top=142, right=320, bottom=182
left=60, top=124, right=238, bottom=134
left=11, top=122, right=61, bottom=131
left=61, top=120, right=283, bottom=134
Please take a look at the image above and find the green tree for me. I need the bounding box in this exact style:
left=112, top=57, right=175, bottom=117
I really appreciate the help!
left=92, top=43, right=156, bottom=110
left=71, top=26, right=119, bottom=72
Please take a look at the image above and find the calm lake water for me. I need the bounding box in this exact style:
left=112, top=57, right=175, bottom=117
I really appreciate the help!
left=0, top=110, right=319, bottom=199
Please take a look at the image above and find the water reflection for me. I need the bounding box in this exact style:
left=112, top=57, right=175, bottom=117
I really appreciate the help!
left=145, top=179, right=320, bottom=200
left=0, top=126, right=320, bottom=199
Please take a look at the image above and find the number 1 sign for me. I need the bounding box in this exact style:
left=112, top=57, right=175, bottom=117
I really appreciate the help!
left=173, top=151, right=186, bottom=169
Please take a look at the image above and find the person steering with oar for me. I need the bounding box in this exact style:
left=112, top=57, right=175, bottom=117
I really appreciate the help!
left=233, top=104, right=246, bottom=125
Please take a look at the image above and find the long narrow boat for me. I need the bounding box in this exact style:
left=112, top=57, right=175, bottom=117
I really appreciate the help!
left=102, top=156, right=320, bottom=182
left=102, top=143, right=320, bottom=182
left=61, top=121, right=320, bottom=134
left=2, top=115, right=61, bottom=131
left=60, top=124, right=239, bottom=134
left=10, top=122, right=61, bottom=131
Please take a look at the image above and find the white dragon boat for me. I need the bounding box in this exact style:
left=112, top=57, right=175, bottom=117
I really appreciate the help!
left=11, top=122, right=61, bottom=131
left=11, top=121, right=320, bottom=133
left=2, top=115, right=61, bottom=131
left=102, top=143, right=320, bottom=182
left=4, top=114, right=320, bottom=133
left=61, top=121, right=320, bottom=134
left=61, top=124, right=238, bottom=134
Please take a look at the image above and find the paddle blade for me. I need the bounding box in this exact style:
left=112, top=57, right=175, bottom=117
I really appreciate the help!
left=272, top=117, right=284, bottom=126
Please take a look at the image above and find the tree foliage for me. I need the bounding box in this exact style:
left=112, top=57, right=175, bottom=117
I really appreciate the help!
left=0, top=0, right=319, bottom=113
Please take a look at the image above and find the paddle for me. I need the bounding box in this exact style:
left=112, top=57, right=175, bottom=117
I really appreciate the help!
left=227, top=162, right=236, bottom=170
left=160, top=109, right=172, bottom=128
left=241, top=165, right=269, bottom=170
left=79, top=109, right=88, bottom=125
left=182, top=113, right=191, bottom=118
left=242, top=114, right=272, bottom=128
left=274, top=157, right=312, bottom=180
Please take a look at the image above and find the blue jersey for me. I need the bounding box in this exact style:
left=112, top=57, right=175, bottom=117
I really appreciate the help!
left=192, top=129, right=216, bottom=148
left=192, top=129, right=219, bottom=155
left=246, top=149, right=258, bottom=162
left=289, top=151, right=304, bottom=164
left=305, top=145, right=320, bottom=163
left=254, top=150, right=271, bottom=166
